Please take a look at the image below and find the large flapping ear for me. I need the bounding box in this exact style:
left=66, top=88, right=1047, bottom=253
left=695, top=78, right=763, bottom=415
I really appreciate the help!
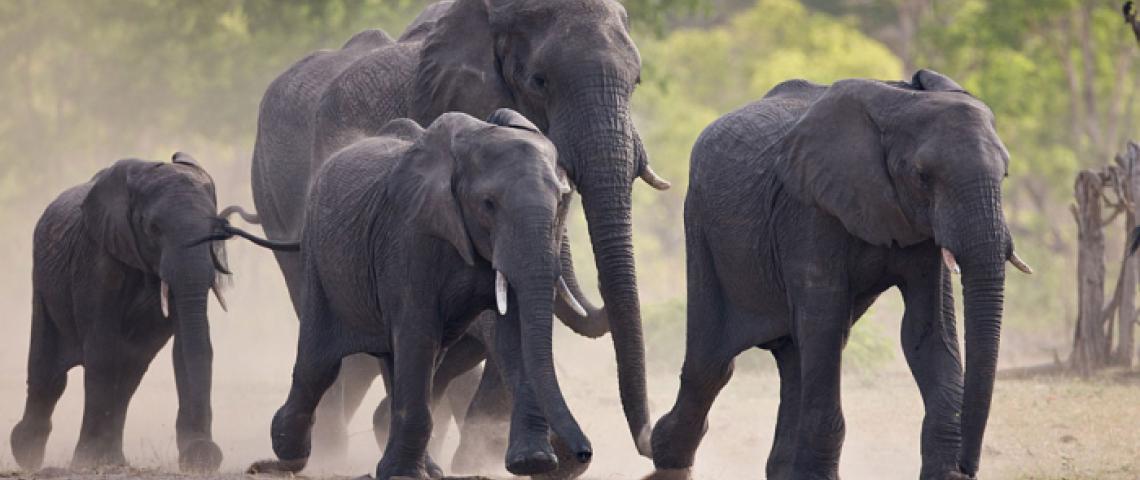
left=81, top=159, right=152, bottom=270
left=402, top=114, right=479, bottom=266
left=776, top=80, right=922, bottom=248
left=411, top=0, right=513, bottom=123
left=487, top=108, right=539, bottom=132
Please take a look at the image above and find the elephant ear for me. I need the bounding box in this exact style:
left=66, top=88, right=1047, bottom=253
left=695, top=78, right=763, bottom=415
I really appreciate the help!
left=171, top=151, right=218, bottom=203
left=402, top=114, right=478, bottom=266
left=411, top=0, right=512, bottom=123
left=81, top=159, right=151, bottom=270
left=777, top=80, right=922, bottom=248
left=911, top=69, right=968, bottom=93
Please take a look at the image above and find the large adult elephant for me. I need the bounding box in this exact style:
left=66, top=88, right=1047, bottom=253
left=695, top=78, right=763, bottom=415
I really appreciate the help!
left=250, top=0, right=663, bottom=462
left=645, top=70, right=1032, bottom=480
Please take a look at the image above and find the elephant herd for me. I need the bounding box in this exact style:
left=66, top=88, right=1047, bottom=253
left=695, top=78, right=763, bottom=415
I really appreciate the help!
left=9, top=1, right=1031, bottom=479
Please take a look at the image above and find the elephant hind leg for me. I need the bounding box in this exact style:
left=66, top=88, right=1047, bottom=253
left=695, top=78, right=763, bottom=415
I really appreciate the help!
left=12, top=296, right=73, bottom=471
left=765, top=339, right=802, bottom=480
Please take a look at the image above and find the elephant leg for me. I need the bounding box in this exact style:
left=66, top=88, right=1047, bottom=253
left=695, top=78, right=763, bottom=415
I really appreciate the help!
left=72, top=338, right=153, bottom=469
left=486, top=310, right=562, bottom=477
left=790, top=294, right=849, bottom=479
left=173, top=335, right=222, bottom=472
left=650, top=235, right=743, bottom=474
left=248, top=298, right=344, bottom=475
left=765, top=340, right=802, bottom=480
left=901, top=267, right=963, bottom=478
left=452, top=356, right=512, bottom=474
left=425, top=334, right=487, bottom=458
left=311, top=354, right=375, bottom=463
left=376, top=331, right=439, bottom=480
left=11, top=297, right=72, bottom=471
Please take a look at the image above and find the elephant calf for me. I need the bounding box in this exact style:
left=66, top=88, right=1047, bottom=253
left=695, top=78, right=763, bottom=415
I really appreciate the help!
left=10, top=153, right=289, bottom=473
left=647, top=70, right=1032, bottom=480
left=246, top=109, right=591, bottom=480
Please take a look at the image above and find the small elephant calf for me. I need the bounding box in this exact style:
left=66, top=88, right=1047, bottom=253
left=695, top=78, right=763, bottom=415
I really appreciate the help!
left=246, top=109, right=592, bottom=480
left=10, top=153, right=289, bottom=472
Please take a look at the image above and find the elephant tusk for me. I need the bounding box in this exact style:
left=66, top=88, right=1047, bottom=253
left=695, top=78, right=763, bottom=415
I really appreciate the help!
left=496, top=271, right=509, bottom=315
left=638, top=164, right=672, bottom=191
left=160, top=281, right=170, bottom=318
left=558, top=276, right=588, bottom=317
left=941, top=248, right=961, bottom=275
left=213, top=286, right=229, bottom=312
left=1008, top=251, right=1034, bottom=275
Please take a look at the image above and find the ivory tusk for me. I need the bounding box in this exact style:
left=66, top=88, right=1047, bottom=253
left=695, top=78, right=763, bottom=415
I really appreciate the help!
left=213, top=286, right=229, bottom=312
left=638, top=164, right=672, bottom=191
left=558, top=276, right=588, bottom=317
left=495, top=271, right=509, bottom=315
left=160, top=281, right=170, bottom=318
left=1008, top=251, right=1034, bottom=275
left=941, top=248, right=961, bottom=275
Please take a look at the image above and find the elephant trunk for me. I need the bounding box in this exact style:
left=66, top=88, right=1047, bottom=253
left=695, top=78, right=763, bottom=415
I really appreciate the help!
left=947, top=184, right=1008, bottom=476
left=508, top=213, right=592, bottom=462
left=558, top=101, right=650, bottom=455
left=164, top=244, right=216, bottom=452
left=554, top=227, right=609, bottom=338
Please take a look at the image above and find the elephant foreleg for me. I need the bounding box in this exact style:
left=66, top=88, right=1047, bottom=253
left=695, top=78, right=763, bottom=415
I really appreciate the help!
left=901, top=266, right=964, bottom=478
left=789, top=293, right=849, bottom=479
left=73, top=337, right=153, bottom=469
left=375, top=325, right=440, bottom=480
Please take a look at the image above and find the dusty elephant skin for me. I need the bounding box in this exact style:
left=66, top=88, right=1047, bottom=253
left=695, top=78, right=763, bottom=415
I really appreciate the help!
left=244, top=110, right=592, bottom=480
left=248, top=0, right=663, bottom=469
left=646, top=70, right=1029, bottom=480
left=8, top=154, right=286, bottom=474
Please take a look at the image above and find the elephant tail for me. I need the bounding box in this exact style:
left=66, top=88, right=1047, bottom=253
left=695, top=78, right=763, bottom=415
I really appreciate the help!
left=188, top=218, right=299, bottom=252
left=219, top=204, right=260, bottom=224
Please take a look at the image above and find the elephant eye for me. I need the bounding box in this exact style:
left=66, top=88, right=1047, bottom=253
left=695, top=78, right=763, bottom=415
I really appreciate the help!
left=531, top=74, right=547, bottom=91
left=483, top=198, right=496, bottom=212
left=918, top=172, right=932, bottom=186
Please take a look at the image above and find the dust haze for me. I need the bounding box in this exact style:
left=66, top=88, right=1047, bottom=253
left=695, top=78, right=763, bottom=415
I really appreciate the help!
left=1, top=1, right=1139, bottom=478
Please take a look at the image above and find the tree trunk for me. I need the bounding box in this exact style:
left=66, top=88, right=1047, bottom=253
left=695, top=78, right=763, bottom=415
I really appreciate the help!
left=1072, top=170, right=1110, bottom=376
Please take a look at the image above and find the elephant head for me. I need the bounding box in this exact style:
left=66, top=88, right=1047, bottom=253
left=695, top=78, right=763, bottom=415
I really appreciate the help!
left=775, top=70, right=1031, bottom=477
left=80, top=152, right=230, bottom=470
left=411, top=0, right=663, bottom=453
left=395, top=109, right=590, bottom=460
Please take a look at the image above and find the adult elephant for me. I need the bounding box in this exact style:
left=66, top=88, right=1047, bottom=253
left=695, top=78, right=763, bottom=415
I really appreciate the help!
left=645, top=70, right=1032, bottom=480
left=250, top=0, right=663, bottom=461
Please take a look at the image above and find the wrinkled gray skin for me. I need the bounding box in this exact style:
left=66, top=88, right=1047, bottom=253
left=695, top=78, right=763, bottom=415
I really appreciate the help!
left=249, top=0, right=658, bottom=468
left=247, top=111, right=592, bottom=480
left=646, top=71, right=1028, bottom=480
left=10, top=154, right=236, bottom=473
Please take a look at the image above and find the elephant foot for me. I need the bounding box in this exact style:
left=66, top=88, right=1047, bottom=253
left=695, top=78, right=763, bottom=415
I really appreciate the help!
left=10, top=419, right=51, bottom=470
left=640, top=468, right=692, bottom=480
left=70, top=445, right=127, bottom=471
left=426, top=454, right=444, bottom=479
left=533, top=434, right=590, bottom=480
left=505, top=447, right=558, bottom=476
left=178, top=439, right=222, bottom=473
left=247, top=457, right=308, bottom=475
left=943, top=471, right=976, bottom=480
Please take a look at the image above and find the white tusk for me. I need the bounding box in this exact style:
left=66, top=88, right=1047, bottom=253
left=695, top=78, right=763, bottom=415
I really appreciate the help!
left=1008, top=251, right=1034, bottom=275
left=638, top=164, right=672, bottom=191
left=558, top=276, right=588, bottom=317
left=941, top=248, right=961, bottom=275
left=212, top=286, right=228, bottom=312
left=160, top=281, right=170, bottom=318
left=495, top=270, right=509, bottom=315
